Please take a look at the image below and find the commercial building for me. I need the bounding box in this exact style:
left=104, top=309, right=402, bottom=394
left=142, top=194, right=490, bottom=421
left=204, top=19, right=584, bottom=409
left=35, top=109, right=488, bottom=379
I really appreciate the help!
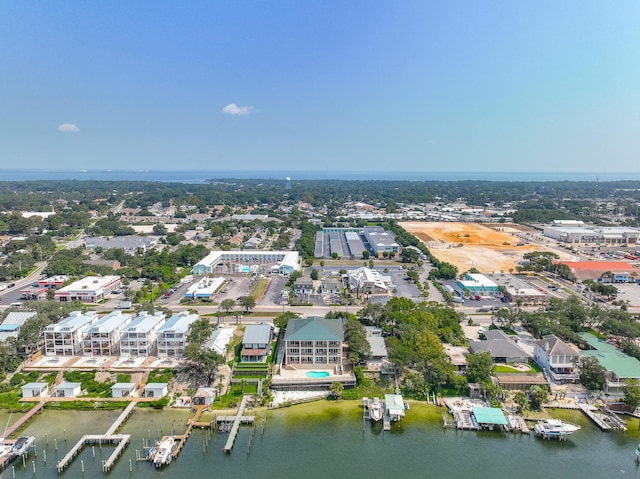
left=363, top=226, right=399, bottom=256
left=543, top=223, right=640, bottom=245
left=284, top=316, right=344, bottom=369
left=54, top=276, right=121, bottom=303
left=119, top=312, right=167, bottom=357
left=456, top=274, right=499, bottom=297
left=191, top=250, right=299, bottom=276
left=82, top=311, right=134, bottom=356
left=43, top=311, right=100, bottom=356
left=156, top=311, right=199, bottom=358
left=184, top=277, right=225, bottom=300
left=347, top=267, right=392, bottom=294
left=560, top=261, right=635, bottom=283
left=85, top=235, right=156, bottom=254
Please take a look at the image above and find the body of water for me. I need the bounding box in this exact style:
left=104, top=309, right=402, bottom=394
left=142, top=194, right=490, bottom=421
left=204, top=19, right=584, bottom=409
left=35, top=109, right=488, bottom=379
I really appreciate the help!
left=0, top=169, right=639, bottom=183
left=2, top=402, right=640, bottom=479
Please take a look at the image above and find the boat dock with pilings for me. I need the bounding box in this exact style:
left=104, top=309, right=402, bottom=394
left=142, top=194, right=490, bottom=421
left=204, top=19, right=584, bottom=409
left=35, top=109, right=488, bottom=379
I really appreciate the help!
left=57, top=401, right=136, bottom=473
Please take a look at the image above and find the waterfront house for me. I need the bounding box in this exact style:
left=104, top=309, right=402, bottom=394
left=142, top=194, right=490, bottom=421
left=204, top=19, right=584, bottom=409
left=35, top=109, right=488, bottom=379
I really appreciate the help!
left=43, top=311, right=100, bottom=356
left=156, top=311, right=199, bottom=358
left=284, top=316, right=344, bottom=370
left=579, top=332, right=640, bottom=394
left=111, top=383, right=137, bottom=398
left=21, top=382, right=49, bottom=399
left=468, top=329, right=531, bottom=364
left=143, top=383, right=168, bottom=399
left=119, top=311, right=166, bottom=357
left=82, top=310, right=133, bottom=356
left=533, top=334, right=580, bottom=382
left=54, top=382, right=82, bottom=398
left=204, top=327, right=234, bottom=356
left=241, top=323, right=274, bottom=363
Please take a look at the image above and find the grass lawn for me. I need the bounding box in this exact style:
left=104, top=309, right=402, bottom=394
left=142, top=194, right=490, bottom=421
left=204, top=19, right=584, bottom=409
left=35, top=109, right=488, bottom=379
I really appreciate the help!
left=251, top=278, right=270, bottom=300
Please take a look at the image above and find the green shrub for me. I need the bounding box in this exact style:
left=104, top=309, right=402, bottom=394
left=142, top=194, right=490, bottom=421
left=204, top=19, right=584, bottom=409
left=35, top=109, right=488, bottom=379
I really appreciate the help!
left=10, top=373, right=24, bottom=386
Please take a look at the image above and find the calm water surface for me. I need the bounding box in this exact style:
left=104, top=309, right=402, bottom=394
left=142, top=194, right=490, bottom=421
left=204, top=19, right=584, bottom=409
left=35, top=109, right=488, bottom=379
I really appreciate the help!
left=2, top=403, right=640, bottom=479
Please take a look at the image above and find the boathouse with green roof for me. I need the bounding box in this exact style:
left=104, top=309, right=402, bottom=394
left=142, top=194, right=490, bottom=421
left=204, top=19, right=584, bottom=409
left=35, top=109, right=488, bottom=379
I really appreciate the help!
left=579, top=332, right=640, bottom=394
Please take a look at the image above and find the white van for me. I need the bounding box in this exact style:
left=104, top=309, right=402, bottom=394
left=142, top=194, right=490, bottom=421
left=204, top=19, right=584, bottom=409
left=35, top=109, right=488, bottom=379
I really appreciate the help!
left=453, top=296, right=464, bottom=304
left=10, top=302, right=23, bottom=307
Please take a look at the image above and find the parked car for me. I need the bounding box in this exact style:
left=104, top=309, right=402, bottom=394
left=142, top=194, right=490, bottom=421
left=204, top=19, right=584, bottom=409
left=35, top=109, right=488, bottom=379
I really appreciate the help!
left=7, top=283, right=15, bottom=288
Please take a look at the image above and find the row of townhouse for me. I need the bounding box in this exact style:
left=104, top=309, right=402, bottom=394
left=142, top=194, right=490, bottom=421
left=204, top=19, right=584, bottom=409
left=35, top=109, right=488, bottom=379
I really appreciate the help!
left=43, top=310, right=200, bottom=358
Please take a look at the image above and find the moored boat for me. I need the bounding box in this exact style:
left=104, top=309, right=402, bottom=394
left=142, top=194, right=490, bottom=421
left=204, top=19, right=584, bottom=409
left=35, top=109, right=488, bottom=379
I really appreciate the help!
left=152, top=437, right=177, bottom=467
left=11, top=436, right=35, bottom=458
left=534, top=419, right=580, bottom=438
left=369, top=397, right=383, bottom=422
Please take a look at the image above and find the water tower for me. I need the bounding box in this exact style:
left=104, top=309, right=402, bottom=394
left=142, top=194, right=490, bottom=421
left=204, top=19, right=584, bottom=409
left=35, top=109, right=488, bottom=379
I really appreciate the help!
left=285, top=176, right=291, bottom=191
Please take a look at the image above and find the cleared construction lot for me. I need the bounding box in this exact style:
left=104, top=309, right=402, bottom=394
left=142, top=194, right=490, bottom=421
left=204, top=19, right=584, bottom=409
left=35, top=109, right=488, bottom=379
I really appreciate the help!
left=400, top=222, right=572, bottom=273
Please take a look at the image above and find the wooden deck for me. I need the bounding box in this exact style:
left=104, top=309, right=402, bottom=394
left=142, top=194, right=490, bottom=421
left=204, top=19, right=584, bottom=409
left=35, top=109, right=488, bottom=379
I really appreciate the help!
left=56, top=434, right=131, bottom=473
left=224, top=395, right=253, bottom=453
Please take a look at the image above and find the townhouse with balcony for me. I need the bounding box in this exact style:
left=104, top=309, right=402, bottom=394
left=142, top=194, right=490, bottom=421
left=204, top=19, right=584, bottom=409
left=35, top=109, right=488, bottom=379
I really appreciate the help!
left=156, top=311, right=199, bottom=358
left=82, top=310, right=134, bottom=356
left=43, top=311, right=100, bottom=356
left=119, top=312, right=167, bottom=357
left=284, top=316, right=344, bottom=369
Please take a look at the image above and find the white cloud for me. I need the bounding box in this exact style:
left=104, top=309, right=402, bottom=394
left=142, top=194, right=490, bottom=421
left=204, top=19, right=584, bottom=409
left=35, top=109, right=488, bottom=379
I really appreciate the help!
left=222, top=103, right=254, bottom=116
left=58, top=123, right=80, bottom=133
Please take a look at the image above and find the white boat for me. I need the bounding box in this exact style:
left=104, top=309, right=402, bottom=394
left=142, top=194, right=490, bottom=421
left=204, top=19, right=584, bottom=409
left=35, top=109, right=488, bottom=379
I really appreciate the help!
left=369, top=397, right=383, bottom=422
left=11, top=436, right=35, bottom=458
left=152, top=437, right=176, bottom=467
left=534, top=419, right=580, bottom=438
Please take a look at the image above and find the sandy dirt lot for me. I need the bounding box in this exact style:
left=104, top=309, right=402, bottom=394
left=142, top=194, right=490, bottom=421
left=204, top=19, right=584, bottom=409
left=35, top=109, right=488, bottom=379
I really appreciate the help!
left=400, top=222, right=571, bottom=272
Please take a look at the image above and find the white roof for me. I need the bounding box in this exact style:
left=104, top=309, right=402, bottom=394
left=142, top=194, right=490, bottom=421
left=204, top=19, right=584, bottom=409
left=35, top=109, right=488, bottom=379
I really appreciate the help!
left=205, top=327, right=234, bottom=355
left=43, top=311, right=99, bottom=333
left=465, top=274, right=498, bottom=288
left=158, top=312, right=199, bottom=334
left=57, top=275, right=120, bottom=293
left=85, top=311, right=132, bottom=334
left=121, top=312, right=166, bottom=334
left=185, top=277, right=225, bottom=297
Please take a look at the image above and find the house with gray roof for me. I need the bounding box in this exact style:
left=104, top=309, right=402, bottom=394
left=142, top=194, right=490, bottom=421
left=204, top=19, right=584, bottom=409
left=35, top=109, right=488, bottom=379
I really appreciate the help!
left=284, top=316, right=344, bottom=368
left=241, top=323, right=274, bottom=362
left=119, top=311, right=167, bottom=357
left=534, top=334, right=580, bottom=382
left=468, top=329, right=530, bottom=364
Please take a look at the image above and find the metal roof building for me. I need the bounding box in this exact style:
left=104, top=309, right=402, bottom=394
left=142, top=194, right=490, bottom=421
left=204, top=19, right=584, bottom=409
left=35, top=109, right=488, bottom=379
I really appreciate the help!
left=0, top=311, right=37, bottom=341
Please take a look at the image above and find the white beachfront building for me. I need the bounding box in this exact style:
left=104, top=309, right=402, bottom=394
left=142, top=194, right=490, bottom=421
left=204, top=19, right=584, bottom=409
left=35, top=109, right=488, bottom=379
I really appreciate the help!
left=43, top=311, right=100, bottom=356
left=119, top=312, right=167, bottom=357
left=156, top=311, right=199, bottom=358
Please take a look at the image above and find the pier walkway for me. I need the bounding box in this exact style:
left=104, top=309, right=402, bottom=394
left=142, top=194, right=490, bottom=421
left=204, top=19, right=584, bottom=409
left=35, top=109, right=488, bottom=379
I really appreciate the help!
left=224, top=395, right=253, bottom=453
left=2, top=400, right=44, bottom=439
left=57, top=402, right=137, bottom=473
left=56, top=434, right=131, bottom=473
left=105, top=402, right=136, bottom=435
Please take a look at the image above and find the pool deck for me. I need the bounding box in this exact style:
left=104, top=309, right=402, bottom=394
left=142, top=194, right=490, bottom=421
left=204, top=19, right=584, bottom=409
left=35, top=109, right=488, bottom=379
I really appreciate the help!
left=271, top=366, right=356, bottom=391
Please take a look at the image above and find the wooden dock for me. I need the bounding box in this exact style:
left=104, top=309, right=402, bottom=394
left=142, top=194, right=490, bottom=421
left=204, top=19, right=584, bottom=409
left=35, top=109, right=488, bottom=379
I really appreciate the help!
left=56, top=434, right=131, bottom=473
left=57, top=402, right=137, bottom=473
left=2, top=400, right=44, bottom=438
left=578, top=404, right=612, bottom=431
left=223, top=395, right=254, bottom=453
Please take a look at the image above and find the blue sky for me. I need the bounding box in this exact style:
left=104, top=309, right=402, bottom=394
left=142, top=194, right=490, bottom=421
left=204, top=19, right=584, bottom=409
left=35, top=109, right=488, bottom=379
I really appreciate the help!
left=1, top=1, right=640, bottom=174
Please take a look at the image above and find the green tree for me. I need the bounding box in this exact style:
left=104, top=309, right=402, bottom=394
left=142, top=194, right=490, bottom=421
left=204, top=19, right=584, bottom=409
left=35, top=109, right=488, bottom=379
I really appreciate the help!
left=329, top=381, right=344, bottom=399
left=274, top=312, right=300, bottom=331
left=310, top=268, right=319, bottom=281
left=623, top=378, right=640, bottom=411
left=220, top=298, right=236, bottom=315
left=239, top=296, right=256, bottom=313
left=514, top=391, right=528, bottom=413
left=578, top=356, right=607, bottom=391
left=528, top=385, right=549, bottom=410
left=466, top=351, right=493, bottom=384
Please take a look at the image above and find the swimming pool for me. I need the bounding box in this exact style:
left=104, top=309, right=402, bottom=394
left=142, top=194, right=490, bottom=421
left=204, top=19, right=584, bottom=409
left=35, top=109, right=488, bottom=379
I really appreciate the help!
left=306, top=371, right=330, bottom=378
